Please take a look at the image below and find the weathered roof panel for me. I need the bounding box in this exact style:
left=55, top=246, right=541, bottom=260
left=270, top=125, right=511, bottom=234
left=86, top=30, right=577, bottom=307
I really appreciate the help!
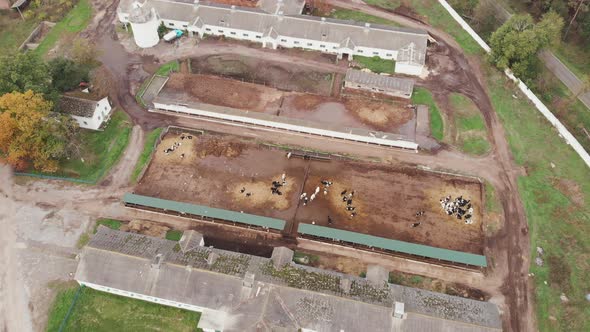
left=297, top=223, right=487, bottom=267
left=345, top=69, right=415, bottom=94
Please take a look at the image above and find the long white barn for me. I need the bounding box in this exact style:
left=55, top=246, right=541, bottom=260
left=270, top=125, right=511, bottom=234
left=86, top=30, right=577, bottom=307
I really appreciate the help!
left=118, top=0, right=429, bottom=75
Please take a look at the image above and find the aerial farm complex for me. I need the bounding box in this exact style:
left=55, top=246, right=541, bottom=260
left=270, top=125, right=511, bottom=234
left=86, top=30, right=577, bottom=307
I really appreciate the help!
left=13, top=0, right=576, bottom=330
left=65, top=1, right=507, bottom=330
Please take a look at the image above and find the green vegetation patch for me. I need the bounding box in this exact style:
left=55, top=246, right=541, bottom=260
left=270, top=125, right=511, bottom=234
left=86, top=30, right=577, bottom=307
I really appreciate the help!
left=166, top=230, right=183, bottom=241
left=329, top=9, right=402, bottom=27
left=131, top=128, right=163, bottom=183
left=353, top=55, right=395, bottom=74
left=366, top=0, right=482, bottom=55
left=485, top=63, right=590, bottom=332
left=449, top=93, right=490, bottom=155
left=53, top=110, right=132, bottom=182
left=32, top=0, right=92, bottom=57
left=76, top=233, right=90, bottom=249
left=47, top=286, right=201, bottom=332
left=412, top=88, right=444, bottom=140
left=156, top=60, right=180, bottom=76
left=293, top=251, right=320, bottom=265
left=93, top=219, right=122, bottom=234
left=0, top=17, right=37, bottom=51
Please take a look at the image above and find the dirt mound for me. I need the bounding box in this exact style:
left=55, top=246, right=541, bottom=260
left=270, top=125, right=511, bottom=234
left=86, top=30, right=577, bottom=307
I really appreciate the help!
left=197, top=137, right=245, bottom=158
left=166, top=73, right=263, bottom=110
left=120, top=220, right=170, bottom=238
left=291, top=94, right=334, bottom=111
left=344, top=96, right=413, bottom=130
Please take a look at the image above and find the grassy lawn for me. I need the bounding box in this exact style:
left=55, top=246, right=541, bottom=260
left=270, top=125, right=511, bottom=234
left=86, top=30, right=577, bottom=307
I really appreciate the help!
left=156, top=60, right=180, bottom=76
left=166, top=230, right=183, bottom=241
left=449, top=93, right=490, bottom=155
left=0, top=14, right=38, bottom=51
left=329, top=8, right=402, bottom=27
left=552, top=45, right=590, bottom=81
left=53, top=110, right=132, bottom=182
left=47, top=286, right=201, bottom=332
left=131, top=128, right=163, bottom=183
left=365, top=0, right=483, bottom=55
left=484, top=63, right=590, bottom=332
left=412, top=87, right=444, bottom=140
left=93, top=219, right=122, bottom=233
left=352, top=55, right=395, bottom=74
left=32, top=0, right=92, bottom=57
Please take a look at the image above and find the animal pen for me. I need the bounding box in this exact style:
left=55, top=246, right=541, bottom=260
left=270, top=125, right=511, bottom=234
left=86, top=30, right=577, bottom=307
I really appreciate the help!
left=131, top=131, right=487, bottom=268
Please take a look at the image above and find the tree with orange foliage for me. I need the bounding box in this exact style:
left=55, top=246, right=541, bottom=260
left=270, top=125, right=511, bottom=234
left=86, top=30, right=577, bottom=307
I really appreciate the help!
left=0, top=91, right=79, bottom=172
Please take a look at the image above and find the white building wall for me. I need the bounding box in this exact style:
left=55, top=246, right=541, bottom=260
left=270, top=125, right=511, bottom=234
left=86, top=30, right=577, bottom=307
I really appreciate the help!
left=70, top=114, right=100, bottom=130
left=69, top=97, right=112, bottom=131
left=395, top=62, right=423, bottom=76
left=78, top=280, right=207, bottom=313
left=153, top=101, right=419, bottom=149
left=131, top=14, right=160, bottom=48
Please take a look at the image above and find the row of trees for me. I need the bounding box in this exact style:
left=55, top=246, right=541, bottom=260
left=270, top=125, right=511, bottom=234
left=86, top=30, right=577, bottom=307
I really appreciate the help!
left=0, top=43, right=97, bottom=172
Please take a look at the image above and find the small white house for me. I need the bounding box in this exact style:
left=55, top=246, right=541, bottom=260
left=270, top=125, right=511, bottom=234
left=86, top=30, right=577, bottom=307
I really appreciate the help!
left=58, top=95, right=113, bottom=130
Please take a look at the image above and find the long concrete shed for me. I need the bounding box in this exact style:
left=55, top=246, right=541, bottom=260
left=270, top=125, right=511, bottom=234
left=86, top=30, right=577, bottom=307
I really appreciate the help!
left=298, top=223, right=487, bottom=267
left=124, top=193, right=286, bottom=231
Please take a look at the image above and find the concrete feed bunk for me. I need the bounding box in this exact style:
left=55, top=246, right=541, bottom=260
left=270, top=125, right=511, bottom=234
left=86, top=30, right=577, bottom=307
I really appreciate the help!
left=135, top=131, right=485, bottom=256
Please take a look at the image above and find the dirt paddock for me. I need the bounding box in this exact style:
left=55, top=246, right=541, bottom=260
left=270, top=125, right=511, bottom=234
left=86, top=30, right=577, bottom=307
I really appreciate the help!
left=158, top=71, right=416, bottom=135
left=135, top=131, right=485, bottom=255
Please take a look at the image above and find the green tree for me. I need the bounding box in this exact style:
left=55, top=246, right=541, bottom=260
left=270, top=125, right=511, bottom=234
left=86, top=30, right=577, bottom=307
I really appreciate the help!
left=0, top=52, right=52, bottom=96
left=158, top=22, right=167, bottom=38
left=449, top=0, right=479, bottom=16
left=48, top=57, right=90, bottom=92
left=489, top=13, right=564, bottom=83
left=0, top=91, right=79, bottom=172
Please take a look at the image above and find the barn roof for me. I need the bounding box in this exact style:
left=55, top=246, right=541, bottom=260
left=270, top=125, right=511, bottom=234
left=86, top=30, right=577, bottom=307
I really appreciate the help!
left=345, top=69, right=415, bottom=94
left=297, top=223, right=488, bottom=267
left=76, top=227, right=502, bottom=331
left=119, top=0, right=428, bottom=64
left=123, top=193, right=287, bottom=231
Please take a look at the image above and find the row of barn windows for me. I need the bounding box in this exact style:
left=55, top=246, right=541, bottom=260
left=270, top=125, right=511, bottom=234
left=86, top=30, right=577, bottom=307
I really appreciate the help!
left=163, top=21, right=392, bottom=57
left=100, top=285, right=194, bottom=309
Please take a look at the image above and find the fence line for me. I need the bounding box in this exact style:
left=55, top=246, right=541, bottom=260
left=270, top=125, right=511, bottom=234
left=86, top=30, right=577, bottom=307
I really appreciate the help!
left=58, top=285, right=85, bottom=332
left=14, top=172, right=94, bottom=184
left=438, top=0, right=590, bottom=168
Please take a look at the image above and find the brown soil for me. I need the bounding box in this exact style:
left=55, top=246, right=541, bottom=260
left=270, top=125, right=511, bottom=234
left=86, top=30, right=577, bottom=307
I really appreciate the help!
left=136, top=132, right=484, bottom=254
left=120, top=219, right=170, bottom=238
left=207, top=0, right=258, bottom=8
left=552, top=178, right=585, bottom=206
left=163, top=73, right=282, bottom=112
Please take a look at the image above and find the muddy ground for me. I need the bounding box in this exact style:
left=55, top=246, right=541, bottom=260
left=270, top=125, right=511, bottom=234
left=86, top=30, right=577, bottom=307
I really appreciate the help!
left=135, top=132, right=485, bottom=254
left=190, top=54, right=335, bottom=95
left=158, top=71, right=416, bottom=135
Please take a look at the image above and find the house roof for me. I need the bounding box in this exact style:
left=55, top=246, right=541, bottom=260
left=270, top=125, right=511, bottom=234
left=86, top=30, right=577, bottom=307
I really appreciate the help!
left=57, top=95, right=99, bottom=118
left=345, top=69, right=415, bottom=94
left=76, top=227, right=502, bottom=332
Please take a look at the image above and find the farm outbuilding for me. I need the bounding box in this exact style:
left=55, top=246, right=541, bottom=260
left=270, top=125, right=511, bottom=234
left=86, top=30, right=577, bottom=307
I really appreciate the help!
left=75, top=227, right=503, bottom=332
left=344, top=69, right=415, bottom=98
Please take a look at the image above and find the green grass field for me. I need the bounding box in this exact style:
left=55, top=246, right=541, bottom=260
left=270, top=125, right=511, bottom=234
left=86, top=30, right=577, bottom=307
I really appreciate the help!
left=448, top=93, right=490, bottom=155
left=93, top=219, right=122, bottom=233
left=411, top=88, right=444, bottom=140
left=352, top=55, right=396, bottom=74
left=365, top=0, right=483, bottom=55
left=54, top=110, right=132, bottom=182
left=131, top=128, right=163, bottom=183
left=156, top=60, right=180, bottom=76
left=0, top=15, right=37, bottom=51
left=32, top=0, right=92, bottom=57
left=47, top=286, right=201, bottom=332
left=329, top=8, right=402, bottom=27
left=484, top=64, right=590, bottom=332
left=166, top=230, right=183, bottom=241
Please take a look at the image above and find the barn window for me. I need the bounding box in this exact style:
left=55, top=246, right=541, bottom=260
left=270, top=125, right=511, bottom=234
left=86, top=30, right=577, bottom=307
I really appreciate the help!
left=218, top=30, right=224, bottom=33
left=169, top=22, right=175, bottom=26
left=243, top=33, right=249, bottom=37
left=256, top=35, right=262, bottom=39
left=230, top=31, right=236, bottom=35
left=205, top=28, right=211, bottom=31
left=373, top=51, right=379, bottom=55
left=320, top=44, right=325, bottom=48
left=183, top=24, right=188, bottom=28
left=83, top=121, right=88, bottom=125
left=307, top=42, right=312, bottom=46
left=386, top=53, right=392, bottom=57
left=357, top=50, right=363, bottom=53
left=280, top=39, right=287, bottom=42
left=294, top=41, right=300, bottom=44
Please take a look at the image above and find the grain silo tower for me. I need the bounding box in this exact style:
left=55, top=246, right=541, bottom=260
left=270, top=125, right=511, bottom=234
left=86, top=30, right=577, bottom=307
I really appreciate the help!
left=128, top=1, right=160, bottom=48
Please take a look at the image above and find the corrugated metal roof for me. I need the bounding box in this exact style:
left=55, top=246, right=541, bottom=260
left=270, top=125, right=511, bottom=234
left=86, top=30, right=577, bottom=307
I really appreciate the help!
left=124, top=193, right=286, bottom=230
left=345, top=69, right=414, bottom=94
left=297, top=223, right=487, bottom=267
